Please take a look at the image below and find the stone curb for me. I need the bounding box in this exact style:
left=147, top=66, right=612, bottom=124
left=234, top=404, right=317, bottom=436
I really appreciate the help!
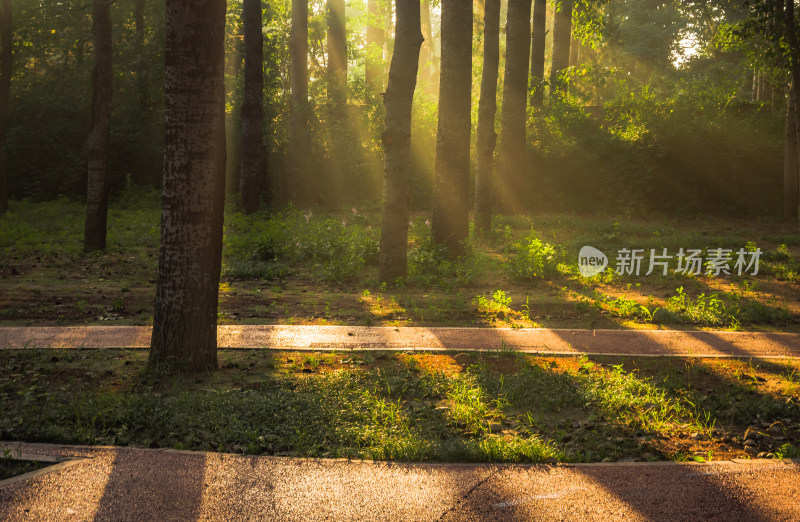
left=2, top=442, right=797, bottom=472
left=2, top=325, right=800, bottom=359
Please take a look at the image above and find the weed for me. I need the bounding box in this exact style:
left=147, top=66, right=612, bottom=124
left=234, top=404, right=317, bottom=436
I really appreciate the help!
left=505, top=231, right=562, bottom=281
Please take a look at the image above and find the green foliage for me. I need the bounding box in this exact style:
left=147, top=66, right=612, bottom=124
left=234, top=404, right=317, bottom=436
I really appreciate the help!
left=224, top=209, right=379, bottom=282
left=655, top=286, right=791, bottom=327
left=527, top=89, right=782, bottom=215
left=474, top=290, right=514, bottom=319
left=505, top=231, right=562, bottom=281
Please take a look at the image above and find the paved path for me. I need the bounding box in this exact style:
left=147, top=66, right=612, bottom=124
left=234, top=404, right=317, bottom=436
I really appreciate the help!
left=2, top=325, right=800, bottom=358
left=1, top=443, right=799, bottom=521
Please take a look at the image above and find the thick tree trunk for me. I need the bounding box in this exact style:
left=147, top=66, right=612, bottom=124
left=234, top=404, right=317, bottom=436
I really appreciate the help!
left=289, top=0, right=312, bottom=204
left=378, top=0, right=423, bottom=283
left=240, top=0, right=264, bottom=214
left=432, top=0, right=472, bottom=257
left=149, top=0, right=227, bottom=375
left=0, top=0, right=10, bottom=215
left=474, top=0, right=500, bottom=234
left=550, top=0, right=572, bottom=100
left=785, top=86, right=799, bottom=222
left=365, top=0, right=385, bottom=103
left=497, top=0, right=531, bottom=214
left=327, top=0, right=346, bottom=105
left=84, top=0, right=112, bottom=251
left=529, top=0, right=546, bottom=107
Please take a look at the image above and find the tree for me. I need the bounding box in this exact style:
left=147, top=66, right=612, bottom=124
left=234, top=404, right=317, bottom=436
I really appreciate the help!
left=135, top=0, right=147, bottom=114
left=0, top=0, right=10, bottom=215
left=148, top=0, right=227, bottom=375
left=529, top=0, right=547, bottom=107
left=289, top=0, right=312, bottom=203
left=432, top=0, right=472, bottom=256
left=327, top=0, right=346, bottom=106
left=240, top=0, right=264, bottom=214
left=784, top=0, right=800, bottom=223
left=365, top=0, right=386, bottom=102
left=378, top=0, right=423, bottom=282
left=84, top=0, right=112, bottom=251
left=497, top=0, right=532, bottom=214
left=420, top=0, right=439, bottom=90
left=785, top=86, right=799, bottom=221
left=474, top=0, right=501, bottom=233
left=550, top=0, right=573, bottom=99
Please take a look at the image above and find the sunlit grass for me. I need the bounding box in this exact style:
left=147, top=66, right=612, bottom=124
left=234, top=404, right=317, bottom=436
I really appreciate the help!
left=2, top=349, right=799, bottom=463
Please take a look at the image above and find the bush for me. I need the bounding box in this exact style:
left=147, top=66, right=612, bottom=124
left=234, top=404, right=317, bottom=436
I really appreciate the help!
left=505, top=231, right=562, bottom=281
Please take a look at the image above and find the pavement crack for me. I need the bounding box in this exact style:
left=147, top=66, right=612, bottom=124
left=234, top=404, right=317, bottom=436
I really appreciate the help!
left=437, top=467, right=500, bottom=521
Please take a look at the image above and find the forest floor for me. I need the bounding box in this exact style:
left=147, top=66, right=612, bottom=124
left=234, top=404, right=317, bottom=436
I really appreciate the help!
left=1, top=194, right=799, bottom=332
left=1, top=348, right=799, bottom=464
left=1, top=196, right=800, bottom=464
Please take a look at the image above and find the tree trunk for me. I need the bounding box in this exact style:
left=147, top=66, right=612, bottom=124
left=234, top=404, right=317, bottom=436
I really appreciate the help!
left=378, top=0, right=423, bottom=282
left=420, top=0, right=438, bottom=90
left=327, top=0, right=346, bottom=105
left=474, top=0, right=500, bottom=234
left=569, top=34, right=579, bottom=66
left=84, top=0, right=112, bottom=251
left=785, top=86, right=799, bottom=222
left=289, top=0, right=312, bottom=204
left=496, top=0, right=531, bottom=214
left=135, top=0, right=147, bottom=113
left=432, top=0, right=472, bottom=257
left=133, top=0, right=157, bottom=188
left=0, top=0, right=10, bottom=215
left=365, top=0, right=385, bottom=102
left=148, top=0, right=227, bottom=375
left=786, top=0, right=800, bottom=220
left=550, top=0, right=572, bottom=100
left=529, top=0, right=546, bottom=107
left=240, top=0, right=264, bottom=214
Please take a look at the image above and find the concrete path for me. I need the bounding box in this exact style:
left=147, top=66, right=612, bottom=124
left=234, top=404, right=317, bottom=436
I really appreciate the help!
left=1, top=443, right=799, bottom=521
left=2, top=325, right=800, bottom=358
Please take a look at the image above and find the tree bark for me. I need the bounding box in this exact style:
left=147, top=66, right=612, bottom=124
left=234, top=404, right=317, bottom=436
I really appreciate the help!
left=0, top=0, right=10, bottom=215
left=785, top=86, right=799, bottom=222
left=327, top=0, right=346, bottom=105
left=529, top=0, right=546, bottom=107
left=378, top=0, right=423, bottom=282
left=786, top=0, right=800, bottom=223
left=365, top=0, right=385, bottom=102
left=497, top=0, right=531, bottom=214
left=84, top=0, right=113, bottom=251
left=240, top=0, right=264, bottom=214
left=474, top=0, right=500, bottom=234
left=432, top=0, right=473, bottom=257
left=149, top=0, right=227, bottom=375
left=550, top=0, right=572, bottom=100
left=289, top=0, right=312, bottom=204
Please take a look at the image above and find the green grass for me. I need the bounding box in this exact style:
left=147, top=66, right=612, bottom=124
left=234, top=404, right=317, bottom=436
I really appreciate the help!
left=0, top=457, right=49, bottom=481
left=2, top=349, right=799, bottom=463
left=2, top=195, right=799, bottom=330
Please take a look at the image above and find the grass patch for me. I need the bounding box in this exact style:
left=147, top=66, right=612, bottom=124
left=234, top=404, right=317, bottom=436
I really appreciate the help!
left=0, top=457, right=49, bottom=481
left=2, top=349, right=799, bottom=463
left=1, top=196, right=799, bottom=330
